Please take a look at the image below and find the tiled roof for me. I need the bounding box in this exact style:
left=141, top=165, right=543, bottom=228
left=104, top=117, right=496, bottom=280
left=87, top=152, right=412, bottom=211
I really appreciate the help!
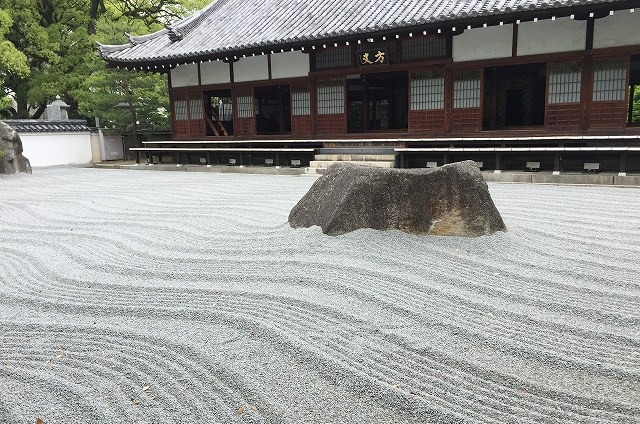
left=99, top=0, right=629, bottom=65
left=2, top=120, right=92, bottom=133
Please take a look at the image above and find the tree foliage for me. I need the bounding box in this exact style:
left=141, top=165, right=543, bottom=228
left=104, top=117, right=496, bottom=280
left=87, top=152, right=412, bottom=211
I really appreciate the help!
left=632, top=86, right=640, bottom=123
left=72, top=8, right=170, bottom=134
left=0, top=0, right=209, bottom=134
left=0, top=0, right=92, bottom=117
left=0, top=9, right=30, bottom=79
left=0, top=7, right=30, bottom=117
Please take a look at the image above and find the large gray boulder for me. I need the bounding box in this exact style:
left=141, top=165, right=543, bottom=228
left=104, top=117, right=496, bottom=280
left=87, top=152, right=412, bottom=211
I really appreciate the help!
left=289, top=161, right=506, bottom=236
left=0, top=121, right=31, bottom=174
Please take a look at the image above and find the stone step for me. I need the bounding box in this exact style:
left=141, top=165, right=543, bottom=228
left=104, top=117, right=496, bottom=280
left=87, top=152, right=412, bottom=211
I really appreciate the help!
left=309, top=160, right=396, bottom=169
left=314, top=154, right=397, bottom=162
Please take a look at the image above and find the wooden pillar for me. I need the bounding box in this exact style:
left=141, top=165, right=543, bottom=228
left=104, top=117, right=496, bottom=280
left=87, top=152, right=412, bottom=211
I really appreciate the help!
left=206, top=151, right=211, bottom=165
left=310, top=77, right=318, bottom=136
left=554, top=153, right=561, bottom=173
left=489, top=70, right=497, bottom=130
left=443, top=152, right=449, bottom=165
left=230, top=86, right=238, bottom=141
left=362, top=75, right=369, bottom=131
left=495, top=153, right=502, bottom=171
left=619, top=152, right=628, bottom=175
left=512, top=23, right=518, bottom=57
left=444, top=67, right=454, bottom=133
left=580, top=54, right=594, bottom=131
left=136, top=151, right=140, bottom=164
left=582, top=17, right=595, bottom=131
left=278, top=87, right=285, bottom=133
left=167, top=71, right=175, bottom=140
left=239, top=152, right=244, bottom=166
left=175, top=152, right=181, bottom=165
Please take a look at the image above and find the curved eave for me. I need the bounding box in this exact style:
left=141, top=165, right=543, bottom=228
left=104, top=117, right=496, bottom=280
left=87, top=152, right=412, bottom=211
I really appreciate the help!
left=97, top=41, right=134, bottom=56
left=98, top=27, right=170, bottom=58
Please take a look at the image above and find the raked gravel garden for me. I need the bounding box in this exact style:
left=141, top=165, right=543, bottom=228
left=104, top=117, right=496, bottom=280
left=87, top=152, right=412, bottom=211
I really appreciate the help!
left=1, top=168, right=639, bottom=423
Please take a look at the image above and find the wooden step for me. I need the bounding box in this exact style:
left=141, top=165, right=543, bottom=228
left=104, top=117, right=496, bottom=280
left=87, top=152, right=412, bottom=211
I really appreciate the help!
left=314, top=154, right=397, bottom=162
left=308, top=160, right=396, bottom=173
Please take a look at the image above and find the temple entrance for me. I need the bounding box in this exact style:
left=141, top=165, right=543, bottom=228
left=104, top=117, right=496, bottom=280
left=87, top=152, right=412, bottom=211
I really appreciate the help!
left=347, top=71, right=408, bottom=132
left=204, top=89, right=233, bottom=136
left=255, top=85, right=291, bottom=135
left=483, top=63, right=546, bottom=129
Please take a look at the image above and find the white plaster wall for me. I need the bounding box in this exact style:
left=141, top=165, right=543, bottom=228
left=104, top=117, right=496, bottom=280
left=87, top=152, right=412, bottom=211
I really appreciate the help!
left=21, top=133, right=93, bottom=167
left=233, top=56, right=269, bottom=82
left=170, top=63, right=199, bottom=87
left=271, top=51, right=310, bottom=79
left=517, top=17, right=586, bottom=56
left=594, top=10, right=640, bottom=49
left=200, top=61, right=231, bottom=85
left=453, top=24, right=513, bottom=62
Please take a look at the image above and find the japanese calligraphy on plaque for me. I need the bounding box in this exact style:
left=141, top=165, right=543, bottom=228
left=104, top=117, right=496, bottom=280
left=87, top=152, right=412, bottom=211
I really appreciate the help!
left=357, top=49, right=389, bottom=66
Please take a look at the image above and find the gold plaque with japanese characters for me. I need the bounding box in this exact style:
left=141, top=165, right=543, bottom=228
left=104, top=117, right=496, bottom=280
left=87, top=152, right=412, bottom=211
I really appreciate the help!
left=357, top=49, right=389, bottom=66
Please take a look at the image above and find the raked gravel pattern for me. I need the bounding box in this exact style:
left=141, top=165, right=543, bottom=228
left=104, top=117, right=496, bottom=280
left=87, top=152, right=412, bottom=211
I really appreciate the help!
left=0, top=168, right=639, bottom=424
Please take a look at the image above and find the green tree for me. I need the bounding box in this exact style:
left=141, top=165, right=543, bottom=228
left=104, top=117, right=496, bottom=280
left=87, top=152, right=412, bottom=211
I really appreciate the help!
left=0, top=7, right=30, bottom=117
left=73, top=7, right=170, bottom=137
left=0, top=0, right=209, bottom=130
left=632, top=86, right=640, bottom=123
left=88, top=0, right=208, bottom=33
left=0, top=0, right=93, bottom=118
left=75, top=0, right=209, bottom=136
left=0, top=9, right=29, bottom=77
left=73, top=67, right=170, bottom=135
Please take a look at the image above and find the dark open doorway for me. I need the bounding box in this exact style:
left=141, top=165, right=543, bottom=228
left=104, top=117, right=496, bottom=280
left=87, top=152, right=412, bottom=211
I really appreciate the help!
left=347, top=71, right=408, bottom=132
left=255, top=85, right=291, bottom=135
left=204, top=89, right=233, bottom=136
left=483, top=63, right=546, bottom=129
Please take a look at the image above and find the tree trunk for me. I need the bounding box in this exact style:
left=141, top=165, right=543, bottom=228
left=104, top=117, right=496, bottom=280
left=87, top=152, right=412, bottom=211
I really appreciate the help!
left=31, top=104, right=46, bottom=120
left=88, top=0, right=105, bottom=34
left=15, top=97, right=29, bottom=119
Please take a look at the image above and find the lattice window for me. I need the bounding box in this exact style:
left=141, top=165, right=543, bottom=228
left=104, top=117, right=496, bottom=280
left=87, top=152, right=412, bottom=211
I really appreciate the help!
left=411, top=71, right=445, bottom=110
left=453, top=71, right=480, bottom=109
left=317, top=79, right=344, bottom=115
left=174, top=99, right=189, bottom=121
left=316, top=46, right=352, bottom=69
left=593, top=59, right=627, bottom=102
left=218, top=99, right=233, bottom=121
left=548, top=62, right=581, bottom=104
left=189, top=98, right=202, bottom=119
left=402, top=37, right=447, bottom=61
left=292, top=85, right=311, bottom=116
left=236, top=89, right=253, bottom=118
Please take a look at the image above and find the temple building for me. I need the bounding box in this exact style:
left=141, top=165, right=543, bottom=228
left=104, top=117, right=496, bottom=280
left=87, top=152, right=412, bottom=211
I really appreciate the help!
left=99, top=0, right=640, bottom=174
